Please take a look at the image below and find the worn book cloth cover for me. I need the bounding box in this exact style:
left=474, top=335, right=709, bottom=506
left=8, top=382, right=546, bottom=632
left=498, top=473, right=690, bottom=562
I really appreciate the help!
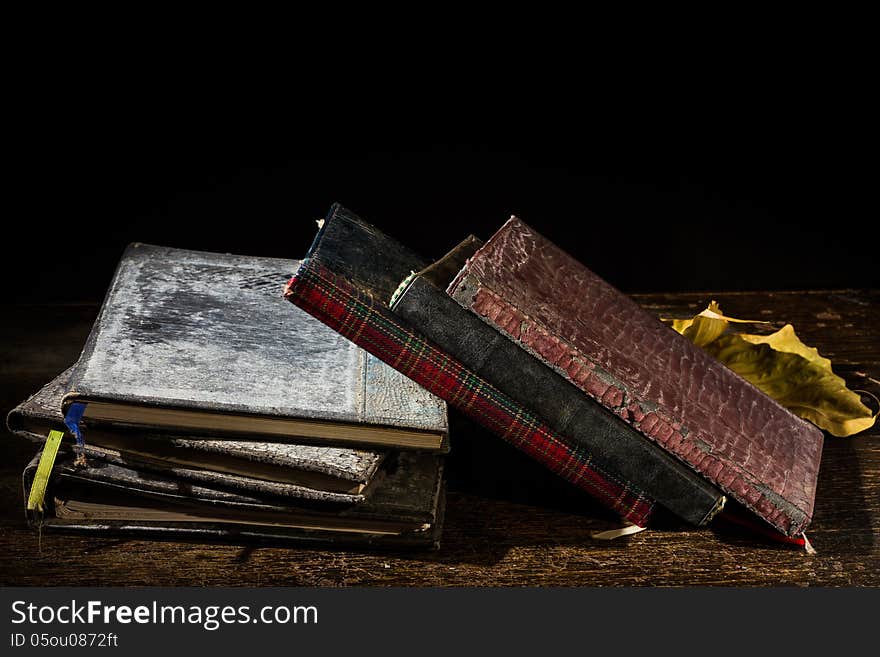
left=61, top=246, right=447, bottom=449
left=449, top=217, right=824, bottom=537
left=391, top=242, right=725, bottom=526
left=8, top=367, right=384, bottom=503
left=16, top=433, right=372, bottom=504
left=283, top=204, right=655, bottom=527
left=22, top=448, right=445, bottom=548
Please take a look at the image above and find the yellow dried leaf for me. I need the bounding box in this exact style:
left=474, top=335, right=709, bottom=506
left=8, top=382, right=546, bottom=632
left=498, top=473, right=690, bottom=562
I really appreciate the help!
left=667, top=304, right=877, bottom=437
left=738, top=323, right=832, bottom=371
left=663, top=300, right=767, bottom=347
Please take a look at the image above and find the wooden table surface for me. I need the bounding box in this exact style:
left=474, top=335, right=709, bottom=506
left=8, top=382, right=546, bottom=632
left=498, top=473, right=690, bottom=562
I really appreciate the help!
left=1, top=290, right=877, bottom=586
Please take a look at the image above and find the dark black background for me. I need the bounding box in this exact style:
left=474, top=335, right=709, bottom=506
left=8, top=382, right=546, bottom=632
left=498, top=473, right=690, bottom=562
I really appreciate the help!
left=2, top=42, right=878, bottom=556
left=5, top=137, right=877, bottom=304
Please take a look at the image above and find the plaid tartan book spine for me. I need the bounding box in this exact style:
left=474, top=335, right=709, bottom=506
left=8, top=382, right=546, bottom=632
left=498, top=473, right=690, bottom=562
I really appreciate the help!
left=284, top=257, right=655, bottom=527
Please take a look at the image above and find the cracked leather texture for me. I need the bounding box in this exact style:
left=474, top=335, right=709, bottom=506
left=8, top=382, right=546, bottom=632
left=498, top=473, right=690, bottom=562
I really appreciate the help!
left=448, top=218, right=824, bottom=536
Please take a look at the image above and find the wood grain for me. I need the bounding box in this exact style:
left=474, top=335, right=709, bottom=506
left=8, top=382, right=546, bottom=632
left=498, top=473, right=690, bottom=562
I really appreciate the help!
left=1, top=290, right=877, bottom=586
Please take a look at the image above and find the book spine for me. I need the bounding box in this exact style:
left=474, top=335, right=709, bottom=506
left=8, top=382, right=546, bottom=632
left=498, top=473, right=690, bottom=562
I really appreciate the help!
left=393, top=276, right=725, bottom=526
left=284, top=259, right=655, bottom=527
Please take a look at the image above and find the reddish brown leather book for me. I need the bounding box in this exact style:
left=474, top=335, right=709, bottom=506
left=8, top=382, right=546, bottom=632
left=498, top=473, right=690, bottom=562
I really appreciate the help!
left=448, top=217, right=824, bottom=537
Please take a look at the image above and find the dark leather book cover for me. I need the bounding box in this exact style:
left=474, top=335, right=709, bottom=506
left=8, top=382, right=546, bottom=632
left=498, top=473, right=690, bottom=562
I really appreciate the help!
left=60, top=247, right=448, bottom=449
left=22, top=448, right=445, bottom=548
left=8, top=367, right=385, bottom=501
left=283, top=204, right=655, bottom=527
left=16, top=433, right=373, bottom=504
left=391, top=242, right=725, bottom=526
left=449, top=217, right=824, bottom=537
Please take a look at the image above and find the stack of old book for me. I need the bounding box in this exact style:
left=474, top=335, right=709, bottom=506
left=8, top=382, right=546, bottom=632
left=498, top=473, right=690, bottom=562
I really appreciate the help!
left=12, top=202, right=826, bottom=550
left=8, top=246, right=448, bottom=548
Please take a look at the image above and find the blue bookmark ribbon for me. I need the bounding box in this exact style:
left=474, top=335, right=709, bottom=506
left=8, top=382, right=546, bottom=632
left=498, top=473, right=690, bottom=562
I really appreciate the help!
left=63, top=403, right=87, bottom=447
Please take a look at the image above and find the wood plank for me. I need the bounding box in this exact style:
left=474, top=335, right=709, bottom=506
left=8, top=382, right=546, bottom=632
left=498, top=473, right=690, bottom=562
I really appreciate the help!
left=1, top=290, right=877, bottom=586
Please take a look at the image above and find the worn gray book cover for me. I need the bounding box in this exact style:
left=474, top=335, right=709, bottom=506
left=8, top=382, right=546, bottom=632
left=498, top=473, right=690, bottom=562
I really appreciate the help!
left=59, top=245, right=448, bottom=449
left=8, top=367, right=385, bottom=498
left=22, top=448, right=445, bottom=548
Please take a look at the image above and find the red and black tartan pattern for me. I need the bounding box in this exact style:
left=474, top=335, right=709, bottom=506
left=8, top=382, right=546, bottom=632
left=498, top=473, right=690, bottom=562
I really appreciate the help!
left=284, top=260, right=655, bottom=527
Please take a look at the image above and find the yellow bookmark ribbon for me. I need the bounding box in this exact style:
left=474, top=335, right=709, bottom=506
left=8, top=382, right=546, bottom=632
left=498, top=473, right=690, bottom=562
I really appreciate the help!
left=27, top=430, right=64, bottom=514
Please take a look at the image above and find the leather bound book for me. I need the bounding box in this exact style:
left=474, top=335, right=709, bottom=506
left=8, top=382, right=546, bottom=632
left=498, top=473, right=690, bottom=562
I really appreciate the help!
left=22, top=448, right=445, bottom=548
left=9, top=367, right=385, bottom=502
left=283, top=204, right=655, bottom=527
left=17, top=435, right=375, bottom=504
left=391, top=239, right=725, bottom=526
left=448, top=217, right=824, bottom=537
left=56, top=246, right=448, bottom=451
